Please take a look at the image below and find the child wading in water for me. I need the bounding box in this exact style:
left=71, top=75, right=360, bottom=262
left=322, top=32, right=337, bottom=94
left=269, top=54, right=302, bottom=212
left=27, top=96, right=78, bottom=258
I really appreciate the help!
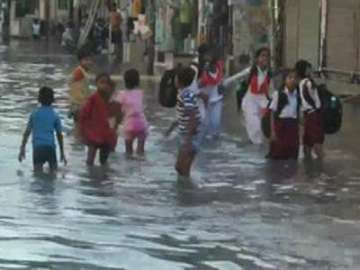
left=268, top=70, right=300, bottom=160
left=19, top=87, right=67, bottom=172
left=79, top=73, right=119, bottom=166
left=242, top=47, right=273, bottom=145
left=199, top=54, right=224, bottom=140
left=112, top=69, right=148, bottom=157
left=175, top=67, right=201, bottom=180
left=295, top=60, right=325, bottom=160
left=68, top=49, right=92, bottom=122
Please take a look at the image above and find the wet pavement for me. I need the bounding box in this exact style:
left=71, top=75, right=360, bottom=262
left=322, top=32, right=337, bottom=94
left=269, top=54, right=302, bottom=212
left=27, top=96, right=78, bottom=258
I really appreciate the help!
left=1, top=40, right=360, bottom=269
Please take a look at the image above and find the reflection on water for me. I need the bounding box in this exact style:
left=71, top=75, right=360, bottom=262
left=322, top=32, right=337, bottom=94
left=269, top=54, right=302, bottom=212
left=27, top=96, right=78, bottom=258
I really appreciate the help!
left=0, top=41, right=360, bottom=269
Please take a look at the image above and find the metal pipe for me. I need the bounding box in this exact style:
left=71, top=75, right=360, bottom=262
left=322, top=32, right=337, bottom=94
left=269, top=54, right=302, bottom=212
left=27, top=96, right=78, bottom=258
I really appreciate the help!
left=319, top=0, right=327, bottom=71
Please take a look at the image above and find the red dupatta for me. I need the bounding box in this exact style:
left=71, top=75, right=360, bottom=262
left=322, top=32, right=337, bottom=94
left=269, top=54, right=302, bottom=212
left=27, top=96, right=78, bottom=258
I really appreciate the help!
left=199, top=61, right=224, bottom=87
left=249, top=69, right=270, bottom=95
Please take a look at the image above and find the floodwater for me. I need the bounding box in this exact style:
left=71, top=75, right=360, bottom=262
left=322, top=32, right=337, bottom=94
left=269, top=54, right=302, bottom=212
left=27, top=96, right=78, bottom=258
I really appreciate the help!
left=1, top=40, right=360, bottom=270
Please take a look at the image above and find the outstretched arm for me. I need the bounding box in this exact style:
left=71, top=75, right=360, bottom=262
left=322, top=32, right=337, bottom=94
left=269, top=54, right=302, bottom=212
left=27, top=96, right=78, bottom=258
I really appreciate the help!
left=222, top=66, right=251, bottom=87
left=165, top=121, right=178, bottom=137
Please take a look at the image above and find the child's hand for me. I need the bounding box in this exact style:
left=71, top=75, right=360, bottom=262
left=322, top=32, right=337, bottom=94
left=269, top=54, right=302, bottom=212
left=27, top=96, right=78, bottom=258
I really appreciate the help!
left=218, top=84, right=226, bottom=95
left=61, top=153, right=67, bottom=166
left=198, top=92, right=209, bottom=107
left=18, top=147, right=25, bottom=162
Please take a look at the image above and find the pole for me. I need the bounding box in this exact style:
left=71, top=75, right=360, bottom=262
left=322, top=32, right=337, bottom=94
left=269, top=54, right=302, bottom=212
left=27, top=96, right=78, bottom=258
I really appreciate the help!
left=45, top=0, right=50, bottom=41
left=319, top=0, right=327, bottom=72
left=147, top=0, right=155, bottom=75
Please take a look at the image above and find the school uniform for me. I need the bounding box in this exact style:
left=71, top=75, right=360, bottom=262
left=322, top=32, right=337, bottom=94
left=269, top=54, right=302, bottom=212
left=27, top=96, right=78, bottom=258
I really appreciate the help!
left=199, top=61, right=224, bottom=139
left=268, top=88, right=300, bottom=160
left=242, top=66, right=273, bottom=145
left=299, top=79, right=325, bottom=147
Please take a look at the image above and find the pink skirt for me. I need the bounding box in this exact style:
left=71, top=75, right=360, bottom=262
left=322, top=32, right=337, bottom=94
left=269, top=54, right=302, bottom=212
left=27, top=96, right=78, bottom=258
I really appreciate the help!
left=123, top=116, right=148, bottom=141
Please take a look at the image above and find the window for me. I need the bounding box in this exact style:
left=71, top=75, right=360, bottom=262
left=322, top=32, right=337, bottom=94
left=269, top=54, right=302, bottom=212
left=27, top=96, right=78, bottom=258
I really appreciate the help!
left=15, top=0, right=37, bottom=18
left=58, top=0, right=71, bottom=10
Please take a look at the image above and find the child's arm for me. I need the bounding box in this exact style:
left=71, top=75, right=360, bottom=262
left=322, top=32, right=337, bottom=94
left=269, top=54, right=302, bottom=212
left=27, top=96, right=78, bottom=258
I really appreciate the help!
left=165, top=121, right=178, bottom=137
left=55, top=115, right=67, bottom=166
left=270, top=112, right=277, bottom=142
left=222, top=66, right=251, bottom=87
left=19, top=126, right=31, bottom=162
left=56, top=131, right=67, bottom=166
left=198, top=92, right=209, bottom=107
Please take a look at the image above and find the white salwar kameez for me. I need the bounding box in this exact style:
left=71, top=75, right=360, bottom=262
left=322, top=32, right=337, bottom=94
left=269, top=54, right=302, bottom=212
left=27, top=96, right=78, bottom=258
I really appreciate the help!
left=241, top=67, right=273, bottom=145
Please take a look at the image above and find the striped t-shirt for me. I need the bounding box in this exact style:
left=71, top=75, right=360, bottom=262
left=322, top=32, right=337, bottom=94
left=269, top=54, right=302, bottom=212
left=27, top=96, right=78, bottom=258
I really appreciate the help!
left=176, top=87, right=201, bottom=136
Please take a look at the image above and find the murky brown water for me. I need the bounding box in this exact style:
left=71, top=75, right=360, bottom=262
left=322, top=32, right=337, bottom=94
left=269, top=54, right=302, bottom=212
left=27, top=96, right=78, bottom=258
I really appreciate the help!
left=0, top=40, right=360, bottom=269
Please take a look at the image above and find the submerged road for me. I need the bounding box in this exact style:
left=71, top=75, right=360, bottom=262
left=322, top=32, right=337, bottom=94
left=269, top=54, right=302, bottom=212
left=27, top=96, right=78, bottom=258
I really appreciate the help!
left=0, top=40, right=360, bottom=269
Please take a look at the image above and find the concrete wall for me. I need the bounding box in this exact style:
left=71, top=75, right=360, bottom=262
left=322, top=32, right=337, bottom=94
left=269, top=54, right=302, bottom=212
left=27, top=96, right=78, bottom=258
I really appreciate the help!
left=231, top=0, right=271, bottom=71
left=283, top=0, right=320, bottom=68
left=9, top=1, right=33, bottom=38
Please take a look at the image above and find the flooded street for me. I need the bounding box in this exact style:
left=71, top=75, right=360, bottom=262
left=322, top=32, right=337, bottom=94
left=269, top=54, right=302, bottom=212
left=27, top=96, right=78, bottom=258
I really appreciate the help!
left=1, top=41, right=360, bottom=270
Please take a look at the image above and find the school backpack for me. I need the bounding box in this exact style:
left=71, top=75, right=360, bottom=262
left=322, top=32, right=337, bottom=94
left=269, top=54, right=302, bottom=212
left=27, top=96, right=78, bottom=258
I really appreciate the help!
left=317, top=84, right=343, bottom=134
left=158, top=69, right=178, bottom=108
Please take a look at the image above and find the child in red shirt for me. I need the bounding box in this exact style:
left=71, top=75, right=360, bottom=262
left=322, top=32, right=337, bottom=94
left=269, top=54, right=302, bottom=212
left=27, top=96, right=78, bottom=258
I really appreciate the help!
left=79, top=73, right=120, bottom=166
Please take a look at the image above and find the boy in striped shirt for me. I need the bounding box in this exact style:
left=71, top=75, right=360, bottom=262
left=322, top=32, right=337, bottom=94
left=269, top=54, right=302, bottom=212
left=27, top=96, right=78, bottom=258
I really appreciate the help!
left=175, top=67, right=201, bottom=180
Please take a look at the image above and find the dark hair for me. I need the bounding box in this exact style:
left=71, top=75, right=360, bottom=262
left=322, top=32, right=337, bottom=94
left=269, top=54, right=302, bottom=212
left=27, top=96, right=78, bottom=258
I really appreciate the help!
left=255, top=47, right=271, bottom=59
left=77, top=48, right=91, bottom=61
left=280, top=68, right=296, bottom=89
left=275, top=69, right=297, bottom=118
left=96, top=72, right=115, bottom=88
left=124, top=69, right=140, bottom=89
left=198, top=43, right=211, bottom=55
left=177, top=67, right=195, bottom=88
left=38, top=86, right=54, bottom=106
left=295, top=60, right=312, bottom=79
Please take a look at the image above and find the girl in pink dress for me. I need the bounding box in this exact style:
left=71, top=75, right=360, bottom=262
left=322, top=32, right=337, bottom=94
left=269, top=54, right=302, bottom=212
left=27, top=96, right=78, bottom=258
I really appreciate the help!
left=113, top=69, right=148, bottom=157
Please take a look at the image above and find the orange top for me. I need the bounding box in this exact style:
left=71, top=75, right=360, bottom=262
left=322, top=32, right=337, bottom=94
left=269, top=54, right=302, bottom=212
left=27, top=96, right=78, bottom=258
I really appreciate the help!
left=72, top=66, right=86, bottom=82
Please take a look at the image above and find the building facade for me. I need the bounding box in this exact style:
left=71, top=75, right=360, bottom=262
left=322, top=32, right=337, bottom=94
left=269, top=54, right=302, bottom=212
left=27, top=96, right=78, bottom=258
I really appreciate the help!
left=282, top=0, right=360, bottom=76
left=9, top=0, right=71, bottom=38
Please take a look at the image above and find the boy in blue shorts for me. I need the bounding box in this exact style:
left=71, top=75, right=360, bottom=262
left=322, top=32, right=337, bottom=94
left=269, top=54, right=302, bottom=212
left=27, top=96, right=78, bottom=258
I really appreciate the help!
left=175, top=67, right=201, bottom=179
left=19, top=87, right=67, bottom=172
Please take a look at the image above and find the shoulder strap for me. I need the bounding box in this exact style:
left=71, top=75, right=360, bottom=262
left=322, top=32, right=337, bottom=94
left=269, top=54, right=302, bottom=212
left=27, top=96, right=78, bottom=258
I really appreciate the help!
left=246, top=65, right=258, bottom=86
left=302, top=79, right=317, bottom=110
left=275, top=88, right=288, bottom=118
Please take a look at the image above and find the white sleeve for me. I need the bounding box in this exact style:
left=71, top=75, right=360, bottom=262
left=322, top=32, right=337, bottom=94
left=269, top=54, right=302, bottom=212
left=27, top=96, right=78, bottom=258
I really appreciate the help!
left=269, top=91, right=279, bottom=112
left=223, top=66, right=251, bottom=87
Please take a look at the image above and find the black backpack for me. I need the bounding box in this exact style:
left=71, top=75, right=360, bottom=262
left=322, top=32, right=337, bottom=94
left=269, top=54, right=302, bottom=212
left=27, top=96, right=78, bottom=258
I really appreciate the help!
left=303, top=81, right=342, bottom=134
left=317, top=84, right=342, bottom=134
left=158, top=69, right=178, bottom=108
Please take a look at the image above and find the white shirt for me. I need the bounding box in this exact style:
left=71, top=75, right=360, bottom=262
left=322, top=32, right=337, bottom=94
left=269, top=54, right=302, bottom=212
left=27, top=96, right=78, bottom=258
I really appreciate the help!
left=269, top=88, right=298, bottom=119
left=32, top=23, right=40, bottom=35
left=252, top=66, right=268, bottom=91
left=299, top=78, right=321, bottom=112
